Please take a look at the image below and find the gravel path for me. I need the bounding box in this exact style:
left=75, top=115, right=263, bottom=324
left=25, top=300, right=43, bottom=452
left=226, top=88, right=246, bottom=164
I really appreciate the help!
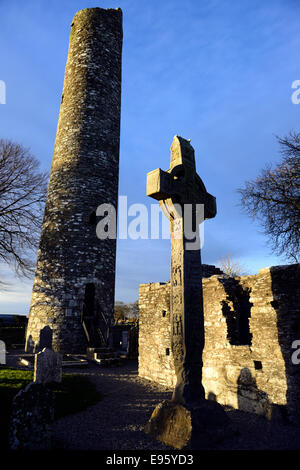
left=52, top=360, right=300, bottom=451
left=53, top=360, right=174, bottom=450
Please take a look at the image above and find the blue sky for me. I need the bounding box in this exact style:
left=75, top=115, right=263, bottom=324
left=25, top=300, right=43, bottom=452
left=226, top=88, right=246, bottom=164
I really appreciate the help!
left=0, top=0, right=299, bottom=313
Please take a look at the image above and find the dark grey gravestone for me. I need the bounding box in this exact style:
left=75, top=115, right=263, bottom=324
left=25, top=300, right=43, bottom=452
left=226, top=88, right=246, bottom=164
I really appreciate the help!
left=39, top=326, right=53, bottom=350
left=9, top=382, right=54, bottom=450
left=145, top=136, right=234, bottom=449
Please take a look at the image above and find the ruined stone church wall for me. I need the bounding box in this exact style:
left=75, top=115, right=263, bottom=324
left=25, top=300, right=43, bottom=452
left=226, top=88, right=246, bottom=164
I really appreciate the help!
left=138, top=264, right=300, bottom=422
left=139, top=282, right=175, bottom=387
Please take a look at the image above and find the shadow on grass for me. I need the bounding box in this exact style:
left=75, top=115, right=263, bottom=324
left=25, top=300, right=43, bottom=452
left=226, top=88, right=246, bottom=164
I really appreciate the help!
left=49, top=374, right=102, bottom=420
left=0, top=366, right=102, bottom=449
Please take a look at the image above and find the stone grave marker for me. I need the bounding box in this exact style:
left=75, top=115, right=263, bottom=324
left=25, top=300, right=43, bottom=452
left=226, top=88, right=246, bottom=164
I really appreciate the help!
left=0, top=339, right=6, bottom=364
left=34, top=347, right=62, bottom=384
left=39, top=325, right=53, bottom=350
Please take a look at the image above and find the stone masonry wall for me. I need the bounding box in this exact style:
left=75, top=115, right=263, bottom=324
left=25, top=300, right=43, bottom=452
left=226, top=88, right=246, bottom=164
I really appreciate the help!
left=26, top=8, right=123, bottom=353
left=139, top=283, right=174, bottom=386
left=138, top=264, right=300, bottom=422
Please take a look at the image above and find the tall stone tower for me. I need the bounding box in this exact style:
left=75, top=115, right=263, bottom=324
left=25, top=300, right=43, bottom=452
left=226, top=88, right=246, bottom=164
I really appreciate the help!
left=25, top=8, right=123, bottom=353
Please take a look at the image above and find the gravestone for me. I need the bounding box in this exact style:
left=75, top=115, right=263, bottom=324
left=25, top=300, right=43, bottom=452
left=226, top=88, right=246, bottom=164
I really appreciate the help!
left=9, top=382, right=54, bottom=450
left=145, top=136, right=233, bottom=449
left=0, top=340, right=6, bottom=364
left=122, top=330, right=128, bottom=351
left=26, top=335, right=34, bottom=353
left=39, top=325, right=53, bottom=350
left=34, top=347, right=62, bottom=384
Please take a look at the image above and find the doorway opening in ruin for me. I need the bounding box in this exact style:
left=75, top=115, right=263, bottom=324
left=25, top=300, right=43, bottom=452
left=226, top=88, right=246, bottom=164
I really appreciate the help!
left=84, top=283, right=95, bottom=315
left=89, top=211, right=97, bottom=225
left=81, top=283, right=106, bottom=347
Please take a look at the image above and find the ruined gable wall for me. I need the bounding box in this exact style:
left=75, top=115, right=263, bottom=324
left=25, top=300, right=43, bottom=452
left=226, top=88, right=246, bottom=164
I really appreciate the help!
left=202, top=270, right=287, bottom=419
left=138, top=264, right=300, bottom=422
left=138, top=283, right=175, bottom=387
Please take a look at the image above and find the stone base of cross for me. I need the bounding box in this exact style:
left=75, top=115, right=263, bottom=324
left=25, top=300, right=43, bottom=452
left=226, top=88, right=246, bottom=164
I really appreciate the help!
left=144, top=136, right=234, bottom=449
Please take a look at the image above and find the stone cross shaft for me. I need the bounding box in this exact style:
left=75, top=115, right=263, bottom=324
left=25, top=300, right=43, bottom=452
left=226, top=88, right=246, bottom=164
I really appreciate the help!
left=147, top=135, right=216, bottom=405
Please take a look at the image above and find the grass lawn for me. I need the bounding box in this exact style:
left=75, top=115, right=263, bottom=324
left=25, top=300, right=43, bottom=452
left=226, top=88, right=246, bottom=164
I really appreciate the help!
left=0, top=366, right=102, bottom=449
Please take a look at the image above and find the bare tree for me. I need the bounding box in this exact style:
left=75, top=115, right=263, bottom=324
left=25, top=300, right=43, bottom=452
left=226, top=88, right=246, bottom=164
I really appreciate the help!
left=0, top=139, right=48, bottom=277
left=114, top=300, right=139, bottom=323
left=114, top=301, right=129, bottom=323
left=131, top=300, right=139, bottom=321
left=217, top=253, right=246, bottom=277
left=237, top=132, right=300, bottom=262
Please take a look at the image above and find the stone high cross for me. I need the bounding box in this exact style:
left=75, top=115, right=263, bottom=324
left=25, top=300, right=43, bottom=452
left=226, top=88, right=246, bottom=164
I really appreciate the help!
left=147, top=135, right=216, bottom=406
left=145, top=139, right=232, bottom=449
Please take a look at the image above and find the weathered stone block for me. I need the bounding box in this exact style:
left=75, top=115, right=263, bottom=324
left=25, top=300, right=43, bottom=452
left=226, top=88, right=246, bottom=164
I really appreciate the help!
left=145, top=399, right=234, bottom=450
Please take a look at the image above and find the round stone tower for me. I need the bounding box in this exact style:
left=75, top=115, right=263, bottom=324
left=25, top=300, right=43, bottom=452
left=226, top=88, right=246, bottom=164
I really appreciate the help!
left=25, top=8, right=123, bottom=353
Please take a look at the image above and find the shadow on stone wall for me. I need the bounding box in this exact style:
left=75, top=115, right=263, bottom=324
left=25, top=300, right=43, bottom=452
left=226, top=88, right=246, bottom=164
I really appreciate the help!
left=219, top=278, right=252, bottom=346
left=270, top=264, right=300, bottom=424
left=26, top=327, right=54, bottom=354
left=207, top=391, right=217, bottom=402
left=237, top=367, right=271, bottom=417
left=237, top=367, right=287, bottom=423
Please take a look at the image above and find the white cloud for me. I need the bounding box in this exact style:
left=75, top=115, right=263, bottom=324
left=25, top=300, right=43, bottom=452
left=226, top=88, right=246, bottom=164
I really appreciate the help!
left=0, top=264, right=32, bottom=314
